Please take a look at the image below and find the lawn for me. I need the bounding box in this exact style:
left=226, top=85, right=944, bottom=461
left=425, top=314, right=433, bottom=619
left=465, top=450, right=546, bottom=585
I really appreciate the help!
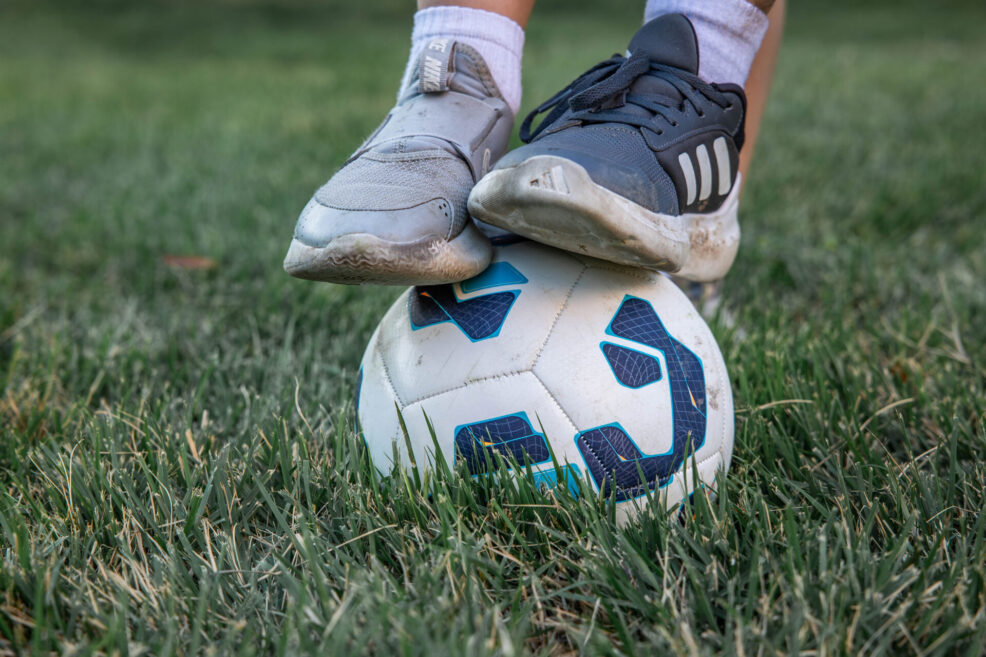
left=2, top=0, right=985, bottom=654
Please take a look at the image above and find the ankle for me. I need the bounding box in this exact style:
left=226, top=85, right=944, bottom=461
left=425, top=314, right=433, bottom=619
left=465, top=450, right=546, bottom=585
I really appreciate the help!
left=401, top=6, right=525, bottom=114
left=643, top=0, right=769, bottom=87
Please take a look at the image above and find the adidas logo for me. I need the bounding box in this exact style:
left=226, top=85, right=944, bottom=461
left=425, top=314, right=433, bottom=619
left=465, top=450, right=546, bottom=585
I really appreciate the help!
left=676, top=137, right=733, bottom=207
left=529, top=165, right=569, bottom=194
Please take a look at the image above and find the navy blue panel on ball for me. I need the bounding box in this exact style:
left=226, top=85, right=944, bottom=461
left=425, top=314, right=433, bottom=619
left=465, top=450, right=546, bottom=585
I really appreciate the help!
left=601, top=342, right=662, bottom=388
left=408, top=285, right=520, bottom=341
left=354, top=367, right=363, bottom=434
left=455, top=413, right=551, bottom=474
left=408, top=289, right=448, bottom=328
left=576, top=296, right=708, bottom=500
left=355, top=367, right=363, bottom=413
left=576, top=424, right=690, bottom=501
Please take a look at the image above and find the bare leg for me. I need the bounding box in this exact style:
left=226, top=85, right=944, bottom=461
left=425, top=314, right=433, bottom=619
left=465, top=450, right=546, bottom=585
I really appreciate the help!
left=739, top=0, right=784, bottom=189
left=674, top=0, right=784, bottom=312
left=746, top=0, right=776, bottom=13
left=418, top=0, right=537, bottom=28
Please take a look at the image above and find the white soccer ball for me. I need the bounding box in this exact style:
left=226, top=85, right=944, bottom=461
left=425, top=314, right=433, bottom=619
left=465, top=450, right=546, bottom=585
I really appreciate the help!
left=356, top=237, right=734, bottom=522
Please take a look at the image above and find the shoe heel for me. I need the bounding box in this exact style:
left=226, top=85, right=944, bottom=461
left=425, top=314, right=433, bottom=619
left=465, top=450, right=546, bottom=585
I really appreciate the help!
left=675, top=178, right=741, bottom=282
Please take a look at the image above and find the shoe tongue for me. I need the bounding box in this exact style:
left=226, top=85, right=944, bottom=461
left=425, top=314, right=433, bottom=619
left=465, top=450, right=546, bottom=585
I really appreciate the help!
left=627, top=13, right=699, bottom=75
left=622, top=14, right=699, bottom=107
left=382, top=40, right=500, bottom=157
left=403, top=39, right=501, bottom=102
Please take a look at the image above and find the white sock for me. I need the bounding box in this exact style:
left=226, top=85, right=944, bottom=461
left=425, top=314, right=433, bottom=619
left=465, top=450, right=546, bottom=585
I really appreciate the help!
left=400, top=6, right=525, bottom=115
left=644, top=0, right=769, bottom=87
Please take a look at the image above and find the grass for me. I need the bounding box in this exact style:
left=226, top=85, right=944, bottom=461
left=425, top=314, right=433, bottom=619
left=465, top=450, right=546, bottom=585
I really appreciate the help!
left=2, top=0, right=985, bottom=654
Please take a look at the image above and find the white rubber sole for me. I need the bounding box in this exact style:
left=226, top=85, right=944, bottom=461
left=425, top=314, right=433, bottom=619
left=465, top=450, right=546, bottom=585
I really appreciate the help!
left=283, top=222, right=493, bottom=286
left=467, top=155, right=741, bottom=282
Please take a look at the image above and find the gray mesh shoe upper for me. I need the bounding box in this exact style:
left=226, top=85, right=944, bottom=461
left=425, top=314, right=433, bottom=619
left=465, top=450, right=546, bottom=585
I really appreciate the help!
left=293, top=39, right=514, bottom=250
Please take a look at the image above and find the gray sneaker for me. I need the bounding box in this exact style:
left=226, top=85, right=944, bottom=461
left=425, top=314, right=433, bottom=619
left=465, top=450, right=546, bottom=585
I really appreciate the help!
left=284, top=39, right=514, bottom=285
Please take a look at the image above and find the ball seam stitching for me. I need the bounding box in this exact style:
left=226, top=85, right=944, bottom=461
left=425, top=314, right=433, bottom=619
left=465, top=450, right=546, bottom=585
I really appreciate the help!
left=531, top=264, right=588, bottom=372
left=530, top=370, right=579, bottom=435
left=405, top=369, right=532, bottom=406
left=376, top=338, right=407, bottom=408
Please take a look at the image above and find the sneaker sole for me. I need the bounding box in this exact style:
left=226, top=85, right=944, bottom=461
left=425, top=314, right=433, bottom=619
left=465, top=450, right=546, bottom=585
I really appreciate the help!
left=283, top=222, right=493, bottom=286
left=468, top=155, right=740, bottom=282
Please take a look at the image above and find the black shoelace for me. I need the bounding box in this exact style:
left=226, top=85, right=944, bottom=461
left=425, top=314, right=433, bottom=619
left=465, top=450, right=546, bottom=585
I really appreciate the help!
left=519, top=50, right=733, bottom=143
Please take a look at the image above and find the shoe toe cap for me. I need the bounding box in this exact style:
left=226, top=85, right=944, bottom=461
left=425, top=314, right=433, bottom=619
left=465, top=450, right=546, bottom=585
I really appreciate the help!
left=292, top=196, right=459, bottom=248
left=494, top=144, right=670, bottom=214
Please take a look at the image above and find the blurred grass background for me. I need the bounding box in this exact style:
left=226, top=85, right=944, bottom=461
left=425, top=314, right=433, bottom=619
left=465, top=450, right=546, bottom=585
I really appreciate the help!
left=2, top=0, right=985, bottom=654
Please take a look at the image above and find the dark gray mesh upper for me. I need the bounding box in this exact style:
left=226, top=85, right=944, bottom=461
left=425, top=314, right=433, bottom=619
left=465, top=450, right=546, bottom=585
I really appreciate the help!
left=498, top=124, right=679, bottom=214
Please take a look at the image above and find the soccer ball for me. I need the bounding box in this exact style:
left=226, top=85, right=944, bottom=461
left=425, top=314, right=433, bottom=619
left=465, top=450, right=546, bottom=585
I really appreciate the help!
left=356, top=237, right=734, bottom=522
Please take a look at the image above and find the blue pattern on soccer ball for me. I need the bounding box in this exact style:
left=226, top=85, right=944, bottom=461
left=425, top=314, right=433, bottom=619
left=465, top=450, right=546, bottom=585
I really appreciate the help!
left=354, top=366, right=368, bottom=447
left=355, top=367, right=363, bottom=416
left=601, top=342, right=662, bottom=388
left=454, top=412, right=551, bottom=473
left=408, top=261, right=527, bottom=341
left=577, top=296, right=707, bottom=501
left=459, top=262, right=528, bottom=293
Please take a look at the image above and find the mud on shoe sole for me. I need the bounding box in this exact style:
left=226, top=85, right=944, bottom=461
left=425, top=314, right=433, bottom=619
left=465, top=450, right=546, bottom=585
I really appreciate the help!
left=468, top=155, right=740, bottom=282
left=283, top=222, right=493, bottom=286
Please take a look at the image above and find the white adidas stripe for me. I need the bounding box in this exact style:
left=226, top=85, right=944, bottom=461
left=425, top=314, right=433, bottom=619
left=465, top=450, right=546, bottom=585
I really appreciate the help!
left=714, top=137, right=731, bottom=196
left=677, top=140, right=733, bottom=207
left=678, top=152, right=697, bottom=205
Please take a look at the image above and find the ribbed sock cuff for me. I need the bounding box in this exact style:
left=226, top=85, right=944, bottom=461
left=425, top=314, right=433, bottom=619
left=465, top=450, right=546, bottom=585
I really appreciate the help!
left=644, top=0, right=769, bottom=87
left=401, top=6, right=525, bottom=114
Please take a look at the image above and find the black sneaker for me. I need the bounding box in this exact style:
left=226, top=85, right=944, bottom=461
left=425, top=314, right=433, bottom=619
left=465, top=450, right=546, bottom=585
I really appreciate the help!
left=468, top=14, right=746, bottom=282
